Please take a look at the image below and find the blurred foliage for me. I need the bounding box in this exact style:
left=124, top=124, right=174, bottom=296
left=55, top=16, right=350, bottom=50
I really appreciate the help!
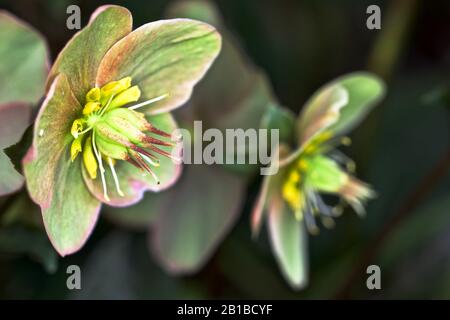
left=0, top=0, right=449, bottom=299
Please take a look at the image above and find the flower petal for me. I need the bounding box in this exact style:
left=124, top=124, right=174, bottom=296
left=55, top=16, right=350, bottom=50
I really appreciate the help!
left=96, top=18, right=222, bottom=115
left=297, top=84, right=349, bottom=146
left=46, top=5, right=132, bottom=102
left=23, top=74, right=101, bottom=256
left=149, top=164, right=245, bottom=274
left=297, top=72, right=385, bottom=147
left=83, top=112, right=182, bottom=206
left=329, top=72, right=385, bottom=135
left=0, top=11, right=48, bottom=105
left=268, top=192, right=309, bottom=289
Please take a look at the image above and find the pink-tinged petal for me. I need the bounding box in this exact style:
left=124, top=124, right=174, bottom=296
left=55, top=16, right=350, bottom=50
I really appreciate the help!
left=268, top=192, right=309, bottom=289
left=96, top=18, right=222, bottom=115
left=83, top=112, right=182, bottom=206
left=46, top=5, right=132, bottom=102
left=297, top=84, right=348, bottom=147
left=0, top=11, right=49, bottom=105
left=250, top=143, right=287, bottom=235
left=297, top=72, right=385, bottom=147
left=23, top=74, right=101, bottom=256
left=149, top=164, right=245, bottom=274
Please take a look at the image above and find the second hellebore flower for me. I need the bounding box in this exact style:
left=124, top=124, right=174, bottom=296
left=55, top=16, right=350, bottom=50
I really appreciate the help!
left=23, top=5, right=221, bottom=255
left=251, top=72, right=385, bottom=289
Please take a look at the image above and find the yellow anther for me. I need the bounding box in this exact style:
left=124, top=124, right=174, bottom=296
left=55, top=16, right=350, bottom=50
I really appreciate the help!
left=70, top=137, right=83, bottom=162
left=298, top=159, right=308, bottom=171
left=71, top=119, right=84, bottom=139
left=288, top=170, right=300, bottom=184
left=341, top=136, right=352, bottom=146
left=86, top=87, right=101, bottom=102
left=109, top=85, right=141, bottom=109
left=82, top=102, right=101, bottom=115
left=100, top=77, right=132, bottom=98
left=83, top=136, right=98, bottom=179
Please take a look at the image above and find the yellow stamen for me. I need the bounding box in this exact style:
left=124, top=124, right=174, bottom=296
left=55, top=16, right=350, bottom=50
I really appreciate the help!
left=100, top=76, right=132, bottom=98
left=86, top=87, right=101, bottom=102
left=109, top=86, right=141, bottom=109
left=82, top=101, right=101, bottom=115
left=70, top=137, right=83, bottom=162
left=71, top=119, right=84, bottom=139
left=298, top=159, right=308, bottom=171
left=341, top=136, right=352, bottom=146
left=83, top=136, right=98, bottom=179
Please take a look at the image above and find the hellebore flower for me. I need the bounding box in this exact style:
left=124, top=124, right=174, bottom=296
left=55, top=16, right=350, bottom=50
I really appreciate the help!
left=251, top=72, right=385, bottom=289
left=23, top=5, right=221, bottom=256
left=106, top=0, right=285, bottom=274
left=0, top=11, right=48, bottom=195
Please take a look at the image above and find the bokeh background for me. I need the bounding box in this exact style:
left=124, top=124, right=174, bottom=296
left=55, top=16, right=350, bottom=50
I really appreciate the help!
left=0, top=0, right=449, bottom=299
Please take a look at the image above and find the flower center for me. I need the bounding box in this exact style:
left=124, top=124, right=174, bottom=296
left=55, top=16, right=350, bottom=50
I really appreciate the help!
left=281, top=130, right=357, bottom=233
left=69, top=76, right=172, bottom=201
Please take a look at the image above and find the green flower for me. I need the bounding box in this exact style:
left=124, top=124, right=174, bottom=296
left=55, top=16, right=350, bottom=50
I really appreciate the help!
left=23, top=5, right=221, bottom=256
left=0, top=11, right=48, bottom=196
left=251, top=72, right=385, bottom=289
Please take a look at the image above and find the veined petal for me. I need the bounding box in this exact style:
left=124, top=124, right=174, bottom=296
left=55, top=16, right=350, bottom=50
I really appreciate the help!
left=82, top=112, right=182, bottom=206
left=23, top=74, right=101, bottom=256
left=328, top=72, right=386, bottom=135
left=297, top=84, right=349, bottom=147
left=46, top=5, right=132, bottom=102
left=297, top=72, right=385, bottom=148
left=96, top=18, right=222, bottom=115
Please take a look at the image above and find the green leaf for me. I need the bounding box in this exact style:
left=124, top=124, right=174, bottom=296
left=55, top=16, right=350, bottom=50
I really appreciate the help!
left=0, top=102, right=31, bottom=195
left=167, top=0, right=222, bottom=26
left=0, top=11, right=48, bottom=105
left=83, top=112, right=182, bottom=206
left=47, top=5, right=132, bottom=102
left=150, top=164, right=245, bottom=274
left=268, top=193, right=309, bottom=289
left=0, top=151, right=23, bottom=195
left=0, top=226, right=58, bottom=273
left=96, top=18, right=222, bottom=115
left=23, top=74, right=101, bottom=256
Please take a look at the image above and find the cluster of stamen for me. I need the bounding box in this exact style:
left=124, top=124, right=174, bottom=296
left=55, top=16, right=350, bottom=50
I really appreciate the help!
left=69, top=76, right=175, bottom=201
left=281, top=130, right=372, bottom=234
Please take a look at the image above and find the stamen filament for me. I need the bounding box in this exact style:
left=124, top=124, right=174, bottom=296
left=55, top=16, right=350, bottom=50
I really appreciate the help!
left=92, top=132, right=110, bottom=202
left=128, top=94, right=168, bottom=110
left=108, top=157, right=124, bottom=197
left=99, top=94, right=115, bottom=116
left=140, top=153, right=160, bottom=167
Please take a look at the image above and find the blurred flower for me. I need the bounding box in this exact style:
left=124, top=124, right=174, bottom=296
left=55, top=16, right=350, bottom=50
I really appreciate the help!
left=252, top=73, right=386, bottom=289
left=106, top=0, right=292, bottom=274
left=22, top=5, right=221, bottom=256
left=0, top=11, right=48, bottom=196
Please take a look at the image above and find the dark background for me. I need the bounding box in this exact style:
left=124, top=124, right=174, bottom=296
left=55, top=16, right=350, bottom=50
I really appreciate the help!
left=0, top=0, right=449, bottom=299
